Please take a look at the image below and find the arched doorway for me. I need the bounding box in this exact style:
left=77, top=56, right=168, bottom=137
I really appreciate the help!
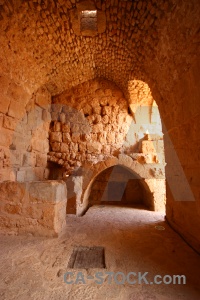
left=89, top=165, right=144, bottom=207
left=84, top=164, right=157, bottom=213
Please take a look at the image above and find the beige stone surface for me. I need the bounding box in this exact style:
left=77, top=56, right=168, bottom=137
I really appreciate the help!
left=0, top=79, right=51, bottom=182
left=0, top=0, right=198, bottom=262
left=48, top=79, right=164, bottom=185
left=0, top=181, right=67, bottom=237
left=0, top=206, right=200, bottom=300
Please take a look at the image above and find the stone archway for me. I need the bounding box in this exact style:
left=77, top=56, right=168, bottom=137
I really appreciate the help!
left=74, top=155, right=166, bottom=216
left=87, top=165, right=151, bottom=209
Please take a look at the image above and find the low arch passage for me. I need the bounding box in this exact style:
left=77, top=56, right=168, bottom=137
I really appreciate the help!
left=88, top=165, right=154, bottom=210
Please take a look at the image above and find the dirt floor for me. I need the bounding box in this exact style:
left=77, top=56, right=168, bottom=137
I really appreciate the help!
left=0, top=205, right=200, bottom=300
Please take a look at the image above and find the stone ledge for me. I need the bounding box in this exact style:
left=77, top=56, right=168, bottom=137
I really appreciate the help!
left=0, top=180, right=67, bottom=237
left=28, top=180, right=67, bottom=203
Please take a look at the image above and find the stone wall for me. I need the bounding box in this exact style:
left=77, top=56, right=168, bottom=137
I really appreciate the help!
left=0, top=0, right=199, bottom=250
left=71, top=154, right=165, bottom=216
left=48, top=78, right=166, bottom=215
left=48, top=78, right=132, bottom=171
left=0, top=0, right=194, bottom=98
left=48, top=78, right=164, bottom=172
left=0, top=180, right=67, bottom=237
left=159, top=57, right=200, bottom=253
left=0, top=75, right=51, bottom=182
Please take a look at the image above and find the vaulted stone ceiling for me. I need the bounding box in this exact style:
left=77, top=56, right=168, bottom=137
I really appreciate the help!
left=0, top=0, right=199, bottom=100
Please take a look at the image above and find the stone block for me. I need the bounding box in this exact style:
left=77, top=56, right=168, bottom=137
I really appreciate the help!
left=43, top=139, right=49, bottom=153
left=71, top=123, right=80, bottom=133
left=102, top=145, right=110, bottom=155
left=42, top=110, right=51, bottom=122
left=118, top=154, right=133, bottom=168
left=8, top=99, right=26, bottom=120
left=53, top=121, right=62, bottom=132
left=32, top=138, right=45, bottom=153
left=0, top=94, right=11, bottom=114
left=0, top=128, right=13, bottom=147
left=62, top=123, right=70, bottom=132
left=87, top=141, right=102, bottom=153
left=4, top=203, right=22, bottom=215
left=35, top=87, right=51, bottom=109
left=51, top=111, right=58, bottom=121
left=155, top=140, right=164, bottom=153
left=24, top=168, right=38, bottom=181
left=0, top=168, right=16, bottom=182
left=7, top=82, right=30, bottom=105
left=63, top=132, right=71, bottom=143
left=0, top=181, right=25, bottom=203
left=34, top=167, right=45, bottom=180
left=24, top=203, right=43, bottom=220
left=29, top=181, right=67, bottom=203
left=50, top=132, right=62, bottom=143
left=52, top=103, right=62, bottom=113
left=102, top=105, right=111, bottom=116
left=107, top=131, right=115, bottom=144
left=51, top=142, right=61, bottom=152
left=60, top=112, right=66, bottom=123
left=83, top=104, right=92, bottom=115
left=71, top=133, right=80, bottom=143
left=78, top=142, right=86, bottom=153
left=61, top=142, right=69, bottom=152
left=0, top=75, right=10, bottom=95
left=3, top=115, right=18, bottom=131
left=140, top=140, right=157, bottom=154
left=10, top=150, right=22, bottom=167
left=0, top=181, right=67, bottom=237
left=17, top=170, right=26, bottom=182
left=27, top=110, right=36, bottom=130
left=36, top=153, right=47, bottom=167
left=69, top=143, right=78, bottom=153
left=22, top=152, right=36, bottom=168
left=92, top=123, right=103, bottom=133
left=93, top=105, right=101, bottom=114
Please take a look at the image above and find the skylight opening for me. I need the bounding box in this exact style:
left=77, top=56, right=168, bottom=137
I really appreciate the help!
left=80, top=10, right=97, bottom=32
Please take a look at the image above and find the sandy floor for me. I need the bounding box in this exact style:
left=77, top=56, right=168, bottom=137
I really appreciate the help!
left=0, top=205, right=200, bottom=300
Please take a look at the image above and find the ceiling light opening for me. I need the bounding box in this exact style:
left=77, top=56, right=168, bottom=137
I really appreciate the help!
left=80, top=10, right=97, bottom=32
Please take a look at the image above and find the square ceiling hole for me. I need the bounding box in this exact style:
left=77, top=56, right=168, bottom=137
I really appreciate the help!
left=80, top=10, right=97, bottom=32
left=68, top=246, right=106, bottom=269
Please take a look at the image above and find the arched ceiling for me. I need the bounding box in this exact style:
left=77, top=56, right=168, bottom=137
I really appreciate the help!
left=0, top=0, right=199, bottom=100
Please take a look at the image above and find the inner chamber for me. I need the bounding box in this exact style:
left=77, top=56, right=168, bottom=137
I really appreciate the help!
left=88, top=165, right=146, bottom=208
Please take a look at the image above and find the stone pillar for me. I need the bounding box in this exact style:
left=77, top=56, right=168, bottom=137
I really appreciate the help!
left=66, top=174, right=83, bottom=216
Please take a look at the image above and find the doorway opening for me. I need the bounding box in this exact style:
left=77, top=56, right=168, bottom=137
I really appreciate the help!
left=88, top=165, right=155, bottom=210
